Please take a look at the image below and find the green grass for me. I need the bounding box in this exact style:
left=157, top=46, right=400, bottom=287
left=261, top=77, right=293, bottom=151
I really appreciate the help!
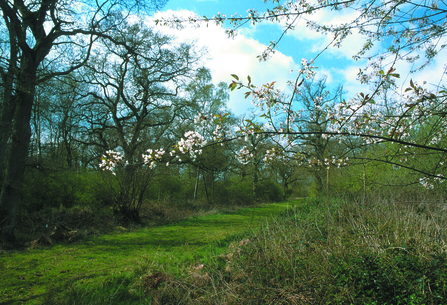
left=0, top=201, right=300, bottom=304
left=7, top=196, right=445, bottom=304
left=178, top=195, right=447, bottom=304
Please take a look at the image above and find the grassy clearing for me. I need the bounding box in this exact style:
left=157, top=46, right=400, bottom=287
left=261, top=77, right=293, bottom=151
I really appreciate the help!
left=5, top=196, right=445, bottom=304
left=0, top=201, right=299, bottom=304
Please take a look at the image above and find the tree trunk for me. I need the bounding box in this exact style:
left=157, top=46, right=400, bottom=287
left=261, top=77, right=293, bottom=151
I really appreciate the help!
left=194, top=168, right=200, bottom=200
left=0, top=102, right=14, bottom=179
left=211, top=171, right=215, bottom=203
left=202, top=173, right=209, bottom=202
left=314, top=169, right=325, bottom=195
left=0, top=25, right=18, bottom=181
left=253, top=162, right=259, bottom=201
left=1, top=57, right=37, bottom=242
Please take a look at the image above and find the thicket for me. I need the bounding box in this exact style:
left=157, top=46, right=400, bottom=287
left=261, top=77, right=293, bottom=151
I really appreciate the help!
left=12, top=165, right=285, bottom=244
left=132, top=193, right=447, bottom=304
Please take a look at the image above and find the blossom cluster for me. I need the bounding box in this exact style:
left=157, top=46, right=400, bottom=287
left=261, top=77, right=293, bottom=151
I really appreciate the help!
left=99, top=150, right=128, bottom=175
left=263, top=147, right=285, bottom=163
left=142, top=131, right=207, bottom=168
left=236, top=146, right=253, bottom=165
left=300, top=58, right=317, bottom=79
left=306, top=157, right=349, bottom=170
left=419, top=175, right=446, bottom=190
left=175, top=131, right=207, bottom=161
left=142, top=148, right=166, bottom=169
left=194, top=112, right=214, bottom=126
left=249, top=83, right=285, bottom=112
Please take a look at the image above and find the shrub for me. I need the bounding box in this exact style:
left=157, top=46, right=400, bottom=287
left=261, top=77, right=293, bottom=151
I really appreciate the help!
left=21, top=169, right=102, bottom=213
left=257, top=179, right=283, bottom=202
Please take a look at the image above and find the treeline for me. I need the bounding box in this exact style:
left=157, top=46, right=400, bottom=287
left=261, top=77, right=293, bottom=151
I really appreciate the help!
left=3, top=17, right=447, bottom=241
left=12, top=24, right=303, bottom=230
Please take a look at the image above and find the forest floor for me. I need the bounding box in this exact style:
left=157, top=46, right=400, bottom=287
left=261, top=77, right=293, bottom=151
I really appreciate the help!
left=0, top=200, right=300, bottom=304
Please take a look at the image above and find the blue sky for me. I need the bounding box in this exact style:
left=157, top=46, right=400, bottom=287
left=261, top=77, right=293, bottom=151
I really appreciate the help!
left=154, top=0, right=446, bottom=116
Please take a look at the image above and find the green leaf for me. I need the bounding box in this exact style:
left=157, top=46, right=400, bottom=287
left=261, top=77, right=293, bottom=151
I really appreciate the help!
left=231, top=74, right=239, bottom=80
left=247, top=75, right=252, bottom=84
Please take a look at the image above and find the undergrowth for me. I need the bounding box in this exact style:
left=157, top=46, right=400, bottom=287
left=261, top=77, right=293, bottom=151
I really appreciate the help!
left=6, top=196, right=447, bottom=304
left=138, top=195, right=447, bottom=304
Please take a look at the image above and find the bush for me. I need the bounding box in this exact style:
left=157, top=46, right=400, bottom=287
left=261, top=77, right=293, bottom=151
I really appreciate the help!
left=21, top=169, right=102, bottom=213
left=225, top=179, right=254, bottom=205
left=257, top=179, right=283, bottom=202
left=17, top=169, right=115, bottom=240
left=219, top=196, right=447, bottom=303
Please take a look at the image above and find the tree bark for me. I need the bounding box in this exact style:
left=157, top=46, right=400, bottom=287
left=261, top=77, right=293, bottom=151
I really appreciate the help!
left=194, top=168, right=200, bottom=200
left=1, top=56, right=38, bottom=242
left=0, top=31, right=18, bottom=180
left=253, top=162, right=259, bottom=201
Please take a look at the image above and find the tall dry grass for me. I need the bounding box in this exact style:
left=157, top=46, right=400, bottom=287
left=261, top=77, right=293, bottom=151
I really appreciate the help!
left=143, top=194, right=447, bottom=304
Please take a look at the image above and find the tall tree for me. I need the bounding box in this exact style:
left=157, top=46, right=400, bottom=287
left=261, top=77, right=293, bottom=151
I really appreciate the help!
left=182, top=67, right=233, bottom=202
left=78, top=22, right=198, bottom=219
left=293, top=77, right=344, bottom=193
left=215, top=1, right=447, bottom=185
left=0, top=0, right=168, bottom=242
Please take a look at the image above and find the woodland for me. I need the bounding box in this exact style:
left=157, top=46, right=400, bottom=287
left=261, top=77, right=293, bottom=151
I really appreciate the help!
left=1, top=0, right=447, bottom=303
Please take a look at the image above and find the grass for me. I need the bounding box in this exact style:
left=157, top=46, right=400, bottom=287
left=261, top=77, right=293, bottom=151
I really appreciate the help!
left=0, top=200, right=300, bottom=304
left=157, top=195, right=447, bottom=304
left=4, top=195, right=446, bottom=304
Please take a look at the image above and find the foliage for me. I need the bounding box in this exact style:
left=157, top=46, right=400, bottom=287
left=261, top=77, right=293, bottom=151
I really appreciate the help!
left=145, top=0, right=447, bottom=194
left=0, top=0, right=171, bottom=241
left=256, top=179, right=283, bottom=202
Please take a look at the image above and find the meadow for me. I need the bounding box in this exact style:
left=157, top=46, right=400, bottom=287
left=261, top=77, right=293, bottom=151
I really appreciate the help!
left=2, top=194, right=447, bottom=304
left=0, top=201, right=298, bottom=304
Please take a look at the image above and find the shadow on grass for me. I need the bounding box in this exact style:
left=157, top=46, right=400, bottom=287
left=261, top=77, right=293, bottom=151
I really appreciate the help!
left=0, top=201, right=301, bottom=304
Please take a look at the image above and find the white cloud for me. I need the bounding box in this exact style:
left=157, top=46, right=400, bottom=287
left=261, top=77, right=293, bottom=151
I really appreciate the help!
left=149, top=8, right=446, bottom=117
left=284, top=9, right=383, bottom=61
left=150, top=10, right=299, bottom=115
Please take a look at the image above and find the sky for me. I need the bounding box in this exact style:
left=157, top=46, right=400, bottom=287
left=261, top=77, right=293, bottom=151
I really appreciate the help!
left=149, top=0, right=447, bottom=116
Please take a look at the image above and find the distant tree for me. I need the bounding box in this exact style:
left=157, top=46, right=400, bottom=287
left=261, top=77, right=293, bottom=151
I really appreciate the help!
left=235, top=117, right=273, bottom=201
left=177, top=67, right=234, bottom=202
left=211, top=0, right=447, bottom=188
left=291, top=77, right=344, bottom=194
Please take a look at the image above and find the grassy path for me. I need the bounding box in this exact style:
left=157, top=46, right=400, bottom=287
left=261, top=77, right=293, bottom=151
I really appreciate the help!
left=0, top=200, right=300, bottom=304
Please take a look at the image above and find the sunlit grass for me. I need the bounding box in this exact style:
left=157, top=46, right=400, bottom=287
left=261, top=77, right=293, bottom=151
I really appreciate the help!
left=0, top=200, right=300, bottom=304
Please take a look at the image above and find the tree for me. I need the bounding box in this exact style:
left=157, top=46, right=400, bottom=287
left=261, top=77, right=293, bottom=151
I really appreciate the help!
left=290, top=76, right=344, bottom=194
left=0, top=0, right=168, bottom=242
left=220, top=0, right=447, bottom=188
left=235, top=117, right=274, bottom=201
left=99, top=1, right=447, bottom=201
left=79, top=22, right=198, bottom=220
left=182, top=67, right=234, bottom=202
